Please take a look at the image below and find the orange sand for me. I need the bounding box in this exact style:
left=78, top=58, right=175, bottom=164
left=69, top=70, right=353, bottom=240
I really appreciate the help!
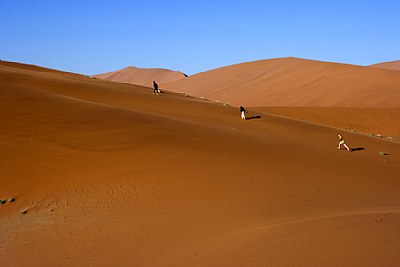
left=1, top=60, right=400, bottom=266
left=370, top=60, right=400, bottom=71
left=253, top=107, right=400, bottom=141
left=162, top=57, right=400, bottom=108
left=94, top=66, right=186, bottom=87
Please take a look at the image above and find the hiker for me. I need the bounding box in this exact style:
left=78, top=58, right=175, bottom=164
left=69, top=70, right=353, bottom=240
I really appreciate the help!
left=153, top=81, right=159, bottom=94
left=338, top=134, right=351, bottom=151
left=240, top=106, right=247, bottom=120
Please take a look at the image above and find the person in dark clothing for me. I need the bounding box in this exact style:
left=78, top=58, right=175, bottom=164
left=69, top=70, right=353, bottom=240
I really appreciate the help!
left=153, top=81, right=159, bottom=95
left=240, top=106, right=247, bottom=120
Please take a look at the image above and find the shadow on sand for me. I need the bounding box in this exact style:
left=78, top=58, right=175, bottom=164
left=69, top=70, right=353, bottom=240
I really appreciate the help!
left=246, top=115, right=262, bottom=120
left=351, top=147, right=365, bottom=152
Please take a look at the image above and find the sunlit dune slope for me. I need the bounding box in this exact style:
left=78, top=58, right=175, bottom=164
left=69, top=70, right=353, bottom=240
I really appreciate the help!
left=369, top=60, right=400, bottom=71
left=253, top=107, right=400, bottom=141
left=162, top=57, right=400, bottom=107
left=94, top=66, right=186, bottom=87
left=1, top=61, right=400, bottom=266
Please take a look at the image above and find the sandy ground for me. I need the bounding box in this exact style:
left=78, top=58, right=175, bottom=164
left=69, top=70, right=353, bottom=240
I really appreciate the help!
left=1, top=61, right=400, bottom=266
left=253, top=107, right=400, bottom=141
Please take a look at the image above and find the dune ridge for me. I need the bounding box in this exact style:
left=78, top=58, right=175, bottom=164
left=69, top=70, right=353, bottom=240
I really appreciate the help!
left=1, top=60, right=400, bottom=266
left=253, top=107, right=400, bottom=141
left=369, top=60, right=400, bottom=71
left=94, top=66, right=186, bottom=87
left=162, top=57, right=400, bottom=108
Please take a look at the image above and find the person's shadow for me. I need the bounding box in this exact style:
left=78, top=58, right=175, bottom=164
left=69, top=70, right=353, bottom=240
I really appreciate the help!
left=246, top=115, right=262, bottom=120
left=350, top=147, right=365, bottom=152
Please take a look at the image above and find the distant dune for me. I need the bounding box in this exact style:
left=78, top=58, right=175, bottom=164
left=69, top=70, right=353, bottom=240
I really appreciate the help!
left=162, top=57, right=400, bottom=108
left=369, top=60, right=400, bottom=71
left=1, top=60, right=400, bottom=266
left=94, top=66, right=186, bottom=87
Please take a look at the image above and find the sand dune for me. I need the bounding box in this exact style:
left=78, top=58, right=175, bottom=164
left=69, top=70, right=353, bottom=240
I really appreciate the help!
left=369, top=60, right=400, bottom=71
left=253, top=107, right=400, bottom=141
left=162, top=57, right=400, bottom=108
left=94, top=66, right=186, bottom=87
left=1, top=60, right=400, bottom=266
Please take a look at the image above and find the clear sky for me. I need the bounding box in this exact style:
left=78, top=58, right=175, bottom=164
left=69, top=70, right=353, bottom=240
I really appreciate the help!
left=1, top=0, right=399, bottom=75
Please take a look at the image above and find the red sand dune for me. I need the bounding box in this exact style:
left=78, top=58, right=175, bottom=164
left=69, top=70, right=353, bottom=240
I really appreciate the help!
left=162, top=57, right=400, bottom=108
left=253, top=107, right=400, bottom=141
left=94, top=66, right=186, bottom=87
left=1, top=60, right=400, bottom=266
left=162, top=57, right=400, bottom=140
left=369, top=60, right=400, bottom=71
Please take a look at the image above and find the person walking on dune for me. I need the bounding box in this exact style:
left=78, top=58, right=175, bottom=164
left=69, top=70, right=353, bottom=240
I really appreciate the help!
left=240, top=106, right=247, bottom=120
left=338, top=134, right=351, bottom=151
left=153, top=81, right=159, bottom=95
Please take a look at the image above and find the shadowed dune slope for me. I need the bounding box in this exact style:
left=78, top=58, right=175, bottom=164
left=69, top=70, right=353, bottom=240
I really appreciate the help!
left=94, top=66, right=186, bottom=87
left=369, top=60, right=400, bottom=71
left=162, top=57, right=400, bottom=107
left=1, top=61, right=400, bottom=266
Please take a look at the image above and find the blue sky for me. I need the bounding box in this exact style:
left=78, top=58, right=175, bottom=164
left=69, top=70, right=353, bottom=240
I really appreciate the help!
left=1, top=0, right=399, bottom=75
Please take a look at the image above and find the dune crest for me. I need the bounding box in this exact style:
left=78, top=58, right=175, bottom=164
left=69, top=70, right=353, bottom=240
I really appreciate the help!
left=162, top=57, right=400, bottom=108
left=369, top=60, right=400, bottom=71
left=94, top=66, right=186, bottom=87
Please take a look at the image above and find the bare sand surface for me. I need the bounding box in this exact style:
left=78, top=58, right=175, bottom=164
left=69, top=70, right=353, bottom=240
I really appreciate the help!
left=162, top=57, right=400, bottom=108
left=253, top=107, right=400, bottom=141
left=94, top=66, right=186, bottom=87
left=1, top=61, right=400, bottom=266
left=370, top=60, right=400, bottom=71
